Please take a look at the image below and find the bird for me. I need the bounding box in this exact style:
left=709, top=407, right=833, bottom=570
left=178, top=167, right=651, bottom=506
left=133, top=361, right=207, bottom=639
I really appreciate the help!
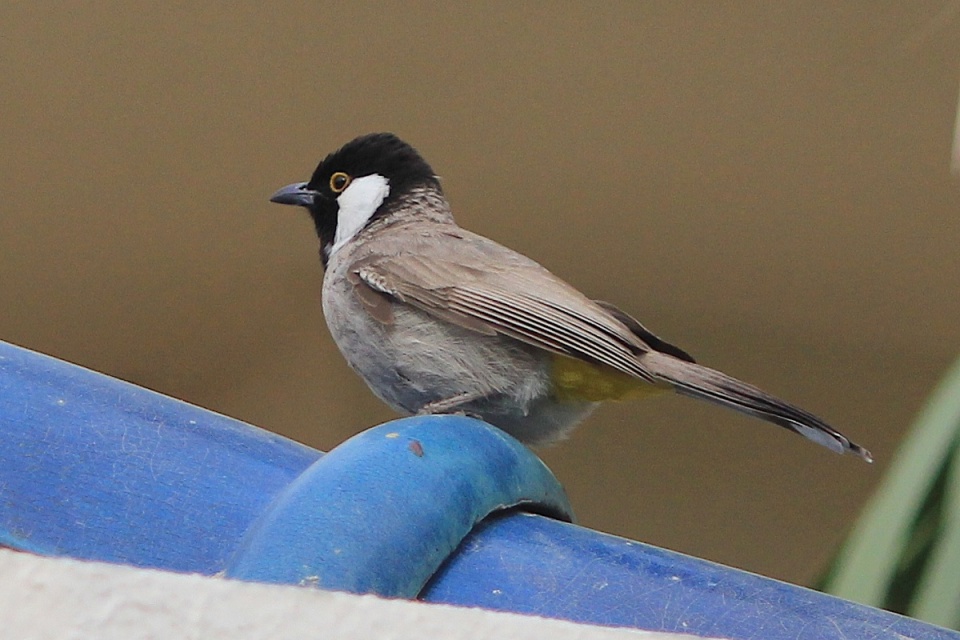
left=270, top=133, right=871, bottom=462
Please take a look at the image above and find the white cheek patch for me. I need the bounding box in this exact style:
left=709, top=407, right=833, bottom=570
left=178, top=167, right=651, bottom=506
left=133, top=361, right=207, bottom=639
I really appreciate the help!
left=332, top=173, right=390, bottom=255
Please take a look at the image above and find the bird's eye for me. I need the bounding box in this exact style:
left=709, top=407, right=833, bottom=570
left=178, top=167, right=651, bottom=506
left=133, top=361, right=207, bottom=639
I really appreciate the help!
left=330, top=172, right=351, bottom=193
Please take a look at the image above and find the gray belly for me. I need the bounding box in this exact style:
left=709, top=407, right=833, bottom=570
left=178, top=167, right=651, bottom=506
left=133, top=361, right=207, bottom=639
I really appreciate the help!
left=321, top=275, right=596, bottom=445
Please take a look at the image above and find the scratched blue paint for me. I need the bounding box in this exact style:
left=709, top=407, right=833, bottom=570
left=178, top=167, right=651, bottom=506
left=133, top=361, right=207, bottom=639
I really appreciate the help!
left=1, top=340, right=957, bottom=639
left=0, top=341, right=318, bottom=572
left=225, top=416, right=573, bottom=595
left=423, top=514, right=957, bottom=638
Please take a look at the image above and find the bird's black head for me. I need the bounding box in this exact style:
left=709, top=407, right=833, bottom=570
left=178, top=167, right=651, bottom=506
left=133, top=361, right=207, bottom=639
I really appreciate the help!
left=270, top=133, right=440, bottom=265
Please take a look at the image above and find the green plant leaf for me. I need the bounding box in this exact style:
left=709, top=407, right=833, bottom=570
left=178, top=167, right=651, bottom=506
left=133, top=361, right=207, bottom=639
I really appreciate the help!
left=909, top=429, right=960, bottom=628
left=822, top=356, right=960, bottom=614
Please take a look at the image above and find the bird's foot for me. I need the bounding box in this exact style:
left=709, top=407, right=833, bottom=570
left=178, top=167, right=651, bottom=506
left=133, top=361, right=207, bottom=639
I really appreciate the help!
left=417, top=392, right=485, bottom=418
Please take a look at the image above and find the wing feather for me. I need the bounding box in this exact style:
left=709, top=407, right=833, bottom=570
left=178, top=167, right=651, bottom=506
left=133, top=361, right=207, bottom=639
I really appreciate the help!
left=343, top=226, right=870, bottom=460
left=353, top=254, right=658, bottom=383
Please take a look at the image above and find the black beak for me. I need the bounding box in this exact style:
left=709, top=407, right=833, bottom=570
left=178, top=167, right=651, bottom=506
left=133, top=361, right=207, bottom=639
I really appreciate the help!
left=270, top=182, right=319, bottom=207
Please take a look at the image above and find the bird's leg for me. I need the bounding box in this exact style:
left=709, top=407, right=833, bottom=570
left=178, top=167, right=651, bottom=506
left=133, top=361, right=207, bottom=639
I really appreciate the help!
left=417, top=391, right=486, bottom=418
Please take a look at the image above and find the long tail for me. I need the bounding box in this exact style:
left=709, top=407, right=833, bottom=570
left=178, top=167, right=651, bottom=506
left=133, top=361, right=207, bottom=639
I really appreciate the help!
left=639, top=350, right=872, bottom=462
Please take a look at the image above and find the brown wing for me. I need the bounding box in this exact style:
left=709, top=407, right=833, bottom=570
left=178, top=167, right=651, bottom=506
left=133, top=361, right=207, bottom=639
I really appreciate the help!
left=592, top=300, right=696, bottom=363
left=348, top=229, right=660, bottom=384
left=343, top=224, right=871, bottom=461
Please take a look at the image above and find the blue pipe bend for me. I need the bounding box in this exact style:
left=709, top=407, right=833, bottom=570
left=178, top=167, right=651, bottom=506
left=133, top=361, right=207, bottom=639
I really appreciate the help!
left=224, top=415, right=573, bottom=597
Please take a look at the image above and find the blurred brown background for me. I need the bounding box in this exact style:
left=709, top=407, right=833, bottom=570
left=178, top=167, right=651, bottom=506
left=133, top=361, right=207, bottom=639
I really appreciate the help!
left=2, top=3, right=959, bottom=586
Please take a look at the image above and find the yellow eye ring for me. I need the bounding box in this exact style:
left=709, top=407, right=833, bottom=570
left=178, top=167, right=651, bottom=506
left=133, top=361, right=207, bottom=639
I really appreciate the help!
left=330, top=172, right=351, bottom=193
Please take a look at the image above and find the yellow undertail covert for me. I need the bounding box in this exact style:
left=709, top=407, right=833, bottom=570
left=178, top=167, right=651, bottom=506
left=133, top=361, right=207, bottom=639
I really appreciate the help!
left=550, top=354, right=671, bottom=403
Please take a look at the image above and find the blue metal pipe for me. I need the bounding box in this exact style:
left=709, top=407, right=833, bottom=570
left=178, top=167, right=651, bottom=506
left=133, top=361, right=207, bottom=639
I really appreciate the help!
left=0, top=340, right=955, bottom=639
